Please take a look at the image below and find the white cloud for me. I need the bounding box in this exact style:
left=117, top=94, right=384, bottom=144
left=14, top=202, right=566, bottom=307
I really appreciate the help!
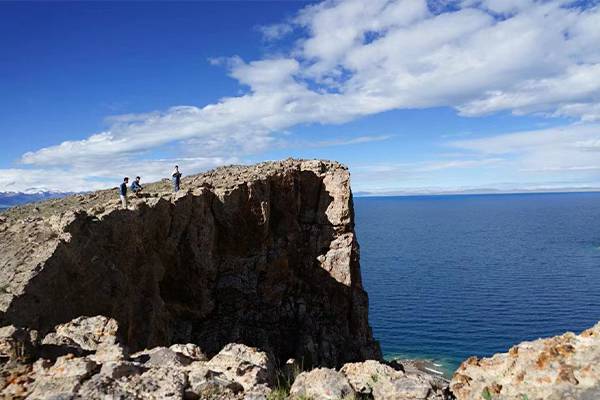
left=297, top=134, right=393, bottom=148
left=0, top=157, right=235, bottom=193
left=449, top=123, right=600, bottom=175
left=5, top=0, right=600, bottom=192
left=258, top=22, right=294, bottom=41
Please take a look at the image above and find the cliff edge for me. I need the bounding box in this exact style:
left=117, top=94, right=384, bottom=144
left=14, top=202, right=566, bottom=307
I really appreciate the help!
left=451, top=322, right=600, bottom=400
left=0, top=159, right=380, bottom=368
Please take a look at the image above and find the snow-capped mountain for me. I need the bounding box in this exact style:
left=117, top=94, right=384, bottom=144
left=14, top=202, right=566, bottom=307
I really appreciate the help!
left=0, top=191, right=70, bottom=209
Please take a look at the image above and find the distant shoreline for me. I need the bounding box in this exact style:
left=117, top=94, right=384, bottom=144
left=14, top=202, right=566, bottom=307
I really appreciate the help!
left=354, top=189, right=600, bottom=198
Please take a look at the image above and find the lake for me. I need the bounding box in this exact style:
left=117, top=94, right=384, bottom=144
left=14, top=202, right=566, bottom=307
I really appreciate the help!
left=355, top=192, right=600, bottom=375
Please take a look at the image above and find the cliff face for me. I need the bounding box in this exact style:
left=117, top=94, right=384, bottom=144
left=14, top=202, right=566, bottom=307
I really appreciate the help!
left=0, top=159, right=381, bottom=368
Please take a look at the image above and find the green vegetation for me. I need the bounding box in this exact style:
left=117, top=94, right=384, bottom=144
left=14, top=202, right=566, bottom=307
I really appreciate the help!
left=268, top=360, right=304, bottom=400
left=267, top=387, right=290, bottom=400
left=482, top=387, right=492, bottom=400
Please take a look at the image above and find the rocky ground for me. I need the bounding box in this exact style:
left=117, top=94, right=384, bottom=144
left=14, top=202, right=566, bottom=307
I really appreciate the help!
left=0, top=315, right=449, bottom=399
left=450, top=322, right=600, bottom=400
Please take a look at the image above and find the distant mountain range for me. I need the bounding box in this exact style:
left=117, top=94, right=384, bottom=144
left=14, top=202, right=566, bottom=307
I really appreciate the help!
left=0, top=191, right=71, bottom=209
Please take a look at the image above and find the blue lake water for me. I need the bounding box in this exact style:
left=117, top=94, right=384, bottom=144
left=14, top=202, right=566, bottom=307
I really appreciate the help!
left=355, top=192, right=600, bottom=375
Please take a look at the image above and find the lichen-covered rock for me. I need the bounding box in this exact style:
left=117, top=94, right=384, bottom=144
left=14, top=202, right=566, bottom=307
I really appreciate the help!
left=187, top=364, right=245, bottom=398
left=170, top=343, right=207, bottom=361
left=0, top=316, right=278, bottom=399
left=205, top=343, right=273, bottom=393
left=0, top=159, right=380, bottom=367
left=289, top=367, right=354, bottom=400
left=48, top=315, right=120, bottom=351
left=78, top=365, right=188, bottom=400
left=27, top=355, right=100, bottom=399
left=450, top=322, right=600, bottom=400
left=341, top=359, right=447, bottom=400
left=132, top=346, right=194, bottom=368
left=41, top=315, right=127, bottom=362
left=0, top=325, right=38, bottom=362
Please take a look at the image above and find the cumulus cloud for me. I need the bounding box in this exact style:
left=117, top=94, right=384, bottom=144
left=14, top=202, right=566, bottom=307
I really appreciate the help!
left=4, top=0, right=600, bottom=192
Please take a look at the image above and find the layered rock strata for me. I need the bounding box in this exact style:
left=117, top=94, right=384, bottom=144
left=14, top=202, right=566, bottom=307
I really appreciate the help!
left=0, top=159, right=380, bottom=368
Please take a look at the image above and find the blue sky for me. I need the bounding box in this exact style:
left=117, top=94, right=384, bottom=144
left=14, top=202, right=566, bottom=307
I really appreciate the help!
left=1, top=0, right=599, bottom=193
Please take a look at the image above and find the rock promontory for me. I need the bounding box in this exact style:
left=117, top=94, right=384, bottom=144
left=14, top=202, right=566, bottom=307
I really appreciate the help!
left=0, top=159, right=380, bottom=368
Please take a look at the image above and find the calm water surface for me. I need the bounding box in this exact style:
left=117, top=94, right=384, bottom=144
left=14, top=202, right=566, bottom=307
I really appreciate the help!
left=355, top=193, right=600, bottom=374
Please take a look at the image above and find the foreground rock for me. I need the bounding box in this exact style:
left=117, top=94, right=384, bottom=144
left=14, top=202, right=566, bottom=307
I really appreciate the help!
left=450, top=322, right=600, bottom=400
left=0, top=159, right=380, bottom=367
left=0, top=316, right=273, bottom=399
left=289, top=361, right=448, bottom=400
left=0, top=315, right=446, bottom=399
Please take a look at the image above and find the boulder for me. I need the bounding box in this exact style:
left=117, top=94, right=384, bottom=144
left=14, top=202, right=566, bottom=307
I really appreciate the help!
left=205, top=343, right=274, bottom=392
left=41, top=316, right=126, bottom=362
left=27, top=355, right=99, bottom=399
left=43, top=315, right=120, bottom=351
left=289, top=367, right=354, bottom=400
left=132, top=346, right=194, bottom=368
left=78, top=366, right=188, bottom=400
left=341, top=360, right=447, bottom=399
left=188, top=364, right=244, bottom=397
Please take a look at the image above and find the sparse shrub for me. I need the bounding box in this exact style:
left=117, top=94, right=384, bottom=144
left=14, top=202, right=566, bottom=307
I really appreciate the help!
left=267, top=387, right=289, bottom=400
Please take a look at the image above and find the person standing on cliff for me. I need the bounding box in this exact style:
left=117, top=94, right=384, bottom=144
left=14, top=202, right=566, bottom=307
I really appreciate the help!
left=172, top=165, right=182, bottom=192
left=119, top=177, right=129, bottom=209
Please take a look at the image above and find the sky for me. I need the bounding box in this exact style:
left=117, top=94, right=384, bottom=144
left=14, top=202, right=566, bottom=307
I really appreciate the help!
left=1, top=0, right=600, bottom=194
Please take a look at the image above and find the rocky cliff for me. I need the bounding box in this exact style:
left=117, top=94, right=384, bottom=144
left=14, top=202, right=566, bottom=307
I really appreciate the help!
left=0, top=159, right=380, bottom=369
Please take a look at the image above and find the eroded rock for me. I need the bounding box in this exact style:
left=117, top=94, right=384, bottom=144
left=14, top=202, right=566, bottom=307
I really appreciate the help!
left=341, top=359, right=447, bottom=399
left=0, top=316, right=280, bottom=399
left=0, top=325, right=38, bottom=363
left=0, top=159, right=380, bottom=368
left=289, top=367, right=354, bottom=400
left=450, top=322, right=600, bottom=400
left=27, top=355, right=100, bottom=399
left=205, top=343, right=273, bottom=393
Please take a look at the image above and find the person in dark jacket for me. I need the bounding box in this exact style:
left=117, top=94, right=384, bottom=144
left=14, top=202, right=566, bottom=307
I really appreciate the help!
left=131, top=176, right=143, bottom=196
left=172, top=165, right=182, bottom=192
left=119, top=177, right=129, bottom=209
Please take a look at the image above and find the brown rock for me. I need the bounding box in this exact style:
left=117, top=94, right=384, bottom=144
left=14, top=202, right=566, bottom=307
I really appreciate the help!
left=0, top=159, right=380, bottom=368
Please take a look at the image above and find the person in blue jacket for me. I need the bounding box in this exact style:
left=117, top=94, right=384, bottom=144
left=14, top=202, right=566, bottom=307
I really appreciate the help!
left=119, top=177, right=129, bottom=209
left=130, top=176, right=143, bottom=196
left=172, top=165, right=182, bottom=192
